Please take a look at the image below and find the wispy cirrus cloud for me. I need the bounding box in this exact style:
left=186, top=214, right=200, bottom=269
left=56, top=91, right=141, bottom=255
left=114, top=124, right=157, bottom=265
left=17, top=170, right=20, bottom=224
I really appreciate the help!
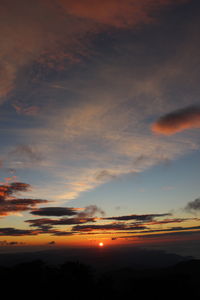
left=0, top=0, right=92, bottom=102
left=9, top=145, right=43, bottom=163
left=2, top=1, right=198, bottom=203
left=0, top=0, right=187, bottom=102
left=59, top=0, right=185, bottom=28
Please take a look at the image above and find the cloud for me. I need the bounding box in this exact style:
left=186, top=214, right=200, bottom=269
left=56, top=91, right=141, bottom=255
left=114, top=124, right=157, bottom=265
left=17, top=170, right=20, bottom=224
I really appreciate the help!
left=0, top=227, right=37, bottom=236
left=0, top=182, right=31, bottom=199
left=0, top=62, right=15, bottom=100
left=13, top=24, right=200, bottom=202
left=117, top=225, right=200, bottom=236
left=0, top=240, right=26, bottom=246
left=51, top=231, right=74, bottom=236
left=0, top=0, right=187, bottom=103
left=0, top=0, right=93, bottom=101
left=95, top=170, right=118, bottom=182
left=48, top=241, right=56, bottom=245
left=31, top=206, right=80, bottom=217
left=26, top=207, right=197, bottom=237
left=104, top=213, right=171, bottom=222
left=111, top=226, right=200, bottom=241
left=146, top=218, right=192, bottom=225
left=59, top=0, right=185, bottom=28
left=0, top=199, right=48, bottom=217
left=12, top=103, right=39, bottom=116
left=9, top=145, right=43, bottom=163
left=26, top=217, right=96, bottom=227
left=152, top=106, right=200, bottom=135
left=73, top=223, right=147, bottom=232
left=45, top=92, right=194, bottom=201
left=0, top=182, right=48, bottom=216
left=30, top=205, right=105, bottom=219
left=77, top=205, right=105, bottom=218
left=185, top=198, right=200, bottom=212
left=0, top=226, right=75, bottom=237
left=0, top=0, right=197, bottom=211
left=131, top=226, right=200, bottom=239
left=26, top=205, right=105, bottom=232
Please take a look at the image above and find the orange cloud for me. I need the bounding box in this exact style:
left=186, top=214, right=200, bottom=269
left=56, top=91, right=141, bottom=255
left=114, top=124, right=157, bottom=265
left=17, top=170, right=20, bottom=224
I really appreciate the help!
left=0, top=0, right=187, bottom=101
left=0, top=182, right=48, bottom=216
left=13, top=103, right=39, bottom=116
left=59, top=0, right=186, bottom=28
left=0, top=0, right=92, bottom=100
left=152, top=106, right=200, bottom=135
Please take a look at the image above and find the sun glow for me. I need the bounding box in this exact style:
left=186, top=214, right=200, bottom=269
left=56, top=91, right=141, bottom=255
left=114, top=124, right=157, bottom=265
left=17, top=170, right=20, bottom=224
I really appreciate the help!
left=99, top=242, right=104, bottom=247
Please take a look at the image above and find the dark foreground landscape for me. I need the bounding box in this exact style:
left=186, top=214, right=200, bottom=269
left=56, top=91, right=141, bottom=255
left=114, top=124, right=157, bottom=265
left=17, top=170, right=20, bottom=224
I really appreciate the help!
left=0, top=247, right=199, bottom=299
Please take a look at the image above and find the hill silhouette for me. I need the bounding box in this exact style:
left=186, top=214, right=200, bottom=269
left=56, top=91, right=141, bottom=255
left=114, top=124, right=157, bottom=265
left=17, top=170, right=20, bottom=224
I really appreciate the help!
left=0, top=246, right=193, bottom=269
left=0, top=258, right=199, bottom=300
left=0, top=248, right=199, bottom=299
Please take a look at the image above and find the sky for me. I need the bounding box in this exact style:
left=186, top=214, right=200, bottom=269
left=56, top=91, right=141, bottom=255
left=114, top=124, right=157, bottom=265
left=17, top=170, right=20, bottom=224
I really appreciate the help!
left=0, top=0, right=200, bottom=252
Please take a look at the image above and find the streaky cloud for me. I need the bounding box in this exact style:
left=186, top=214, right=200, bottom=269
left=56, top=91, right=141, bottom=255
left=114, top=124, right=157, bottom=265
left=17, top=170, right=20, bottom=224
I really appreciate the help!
left=26, top=217, right=96, bottom=227
left=0, top=227, right=37, bottom=236
left=104, top=213, right=171, bottom=221
left=73, top=223, right=147, bottom=232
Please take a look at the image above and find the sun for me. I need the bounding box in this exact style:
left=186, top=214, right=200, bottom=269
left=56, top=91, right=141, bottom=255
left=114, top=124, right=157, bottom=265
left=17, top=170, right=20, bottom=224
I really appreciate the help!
left=99, top=242, right=104, bottom=247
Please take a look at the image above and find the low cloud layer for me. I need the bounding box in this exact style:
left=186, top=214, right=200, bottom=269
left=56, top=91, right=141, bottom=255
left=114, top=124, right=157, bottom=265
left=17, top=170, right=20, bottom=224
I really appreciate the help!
left=104, top=213, right=171, bottom=222
left=73, top=223, right=147, bottom=232
left=0, top=240, right=25, bottom=246
left=31, top=207, right=80, bottom=217
left=26, top=217, right=96, bottom=227
left=0, top=182, right=48, bottom=216
left=0, top=227, right=36, bottom=236
left=116, top=225, right=200, bottom=241
left=31, top=205, right=105, bottom=218
left=0, top=181, right=199, bottom=241
left=152, top=106, right=200, bottom=135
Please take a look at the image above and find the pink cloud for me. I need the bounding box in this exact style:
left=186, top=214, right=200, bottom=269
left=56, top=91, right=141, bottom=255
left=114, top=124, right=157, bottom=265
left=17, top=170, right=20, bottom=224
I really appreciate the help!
left=59, top=0, right=186, bottom=28
left=0, top=0, right=187, bottom=101
left=152, top=106, right=200, bottom=135
left=13, top=103, right=39, bottom=116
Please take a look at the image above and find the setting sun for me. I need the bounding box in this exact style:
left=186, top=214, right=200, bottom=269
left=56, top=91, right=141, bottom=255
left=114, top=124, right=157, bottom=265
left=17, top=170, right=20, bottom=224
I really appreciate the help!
left=99, top=242, right=104, bottom=247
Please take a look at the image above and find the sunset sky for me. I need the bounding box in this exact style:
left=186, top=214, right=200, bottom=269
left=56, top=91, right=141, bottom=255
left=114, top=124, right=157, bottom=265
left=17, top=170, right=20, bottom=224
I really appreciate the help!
left=0, top=0, right=200, bottom=251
